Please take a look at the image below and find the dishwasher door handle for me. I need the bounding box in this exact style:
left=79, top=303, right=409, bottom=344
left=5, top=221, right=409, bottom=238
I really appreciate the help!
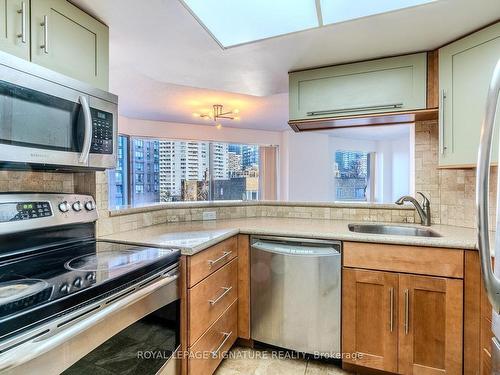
left=252, top=241, right=339, bottom=256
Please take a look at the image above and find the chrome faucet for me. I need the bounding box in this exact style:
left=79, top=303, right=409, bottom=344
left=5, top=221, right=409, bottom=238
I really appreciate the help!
left=395, top=192, right=431, bottom=226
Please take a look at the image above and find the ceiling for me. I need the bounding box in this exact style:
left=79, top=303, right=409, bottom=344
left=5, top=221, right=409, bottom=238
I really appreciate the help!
left=72, top=0, right=500, bottom=131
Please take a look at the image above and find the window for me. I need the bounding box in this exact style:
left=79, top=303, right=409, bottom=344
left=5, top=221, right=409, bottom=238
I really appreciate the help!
left=108, top=135, right=129, bottom=207
left=108, top=137, right=263, bottom=208
left=334, top=150, right=371, bottom=201
left=211, top=143, right=259, bottom=201
left=181, top=0, right=436, bottom=47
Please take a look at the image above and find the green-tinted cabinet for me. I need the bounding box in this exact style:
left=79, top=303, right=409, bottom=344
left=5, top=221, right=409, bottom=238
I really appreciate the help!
left=0, top=0, right=30, bottom=60
left=439, top=22, right=500, bottom=167
left=289, top=53, right=427, bottom=121
left=31, top=0, right=109, bottom=90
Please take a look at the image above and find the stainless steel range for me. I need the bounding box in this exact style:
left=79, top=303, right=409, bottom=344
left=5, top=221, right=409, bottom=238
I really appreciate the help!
left=0, top=193, right=180, bottom=375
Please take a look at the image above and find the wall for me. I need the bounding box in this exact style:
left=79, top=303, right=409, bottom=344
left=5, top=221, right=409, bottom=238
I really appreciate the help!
left=281, top=131, right=332, bottom=202
left=119, top=116, right=282, bottom=146
left=281, top=131, right=411, bottom=203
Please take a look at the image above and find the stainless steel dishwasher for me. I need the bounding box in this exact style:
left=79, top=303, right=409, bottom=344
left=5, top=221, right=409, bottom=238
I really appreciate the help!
left=250, top=236, right=341, bottom=356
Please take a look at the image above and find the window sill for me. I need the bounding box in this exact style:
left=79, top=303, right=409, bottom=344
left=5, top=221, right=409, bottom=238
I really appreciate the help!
left=108, top=200, right=414, bottom=217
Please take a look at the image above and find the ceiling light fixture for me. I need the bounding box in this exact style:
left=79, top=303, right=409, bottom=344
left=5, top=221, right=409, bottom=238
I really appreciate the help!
left=192, top=104, right=241, bottom=128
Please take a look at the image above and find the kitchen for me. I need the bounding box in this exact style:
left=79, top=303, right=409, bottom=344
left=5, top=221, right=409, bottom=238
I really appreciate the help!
left=0, top=0, right=499, bottom=374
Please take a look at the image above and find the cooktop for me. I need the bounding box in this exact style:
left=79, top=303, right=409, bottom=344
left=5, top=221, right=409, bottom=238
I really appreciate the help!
left=0, top=240, right=180, bottom=341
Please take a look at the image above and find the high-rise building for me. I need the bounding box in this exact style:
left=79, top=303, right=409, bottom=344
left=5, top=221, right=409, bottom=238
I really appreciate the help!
left=227, top=152, right=242, bottom=177
left=211, top=143, right=229, bottom=180
left=159, top=141, right=209, bottom=201
left=242, top=145, right=259, bottom=168
left=109, top=135, right=129, bottom=207
left=130, top=138, right=160, bottom=205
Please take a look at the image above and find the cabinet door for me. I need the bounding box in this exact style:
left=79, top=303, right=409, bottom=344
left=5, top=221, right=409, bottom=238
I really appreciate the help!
left=30, top=0, right=109, bottom=90
left=439, top=22, right=500, bottom=167
left=289, top=53, right=427, bottom=121
left=398, top=275, right=463, bottom=374
left=342, top=269, right=398, bottom=372
left=0, top=0, right=30, bottom=59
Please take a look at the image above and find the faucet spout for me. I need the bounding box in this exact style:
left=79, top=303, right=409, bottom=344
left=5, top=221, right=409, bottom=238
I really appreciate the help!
left=395, top=192, right=431, bottom=226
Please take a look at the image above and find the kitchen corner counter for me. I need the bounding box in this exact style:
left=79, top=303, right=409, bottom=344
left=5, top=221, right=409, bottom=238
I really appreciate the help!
left=98, top=217, right=484, bottom=255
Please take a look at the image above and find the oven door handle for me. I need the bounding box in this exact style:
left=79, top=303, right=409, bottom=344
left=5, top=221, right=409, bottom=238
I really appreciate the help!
left=0, top=269, right=179, bottom=372
left=78, top=95, right=92, bottom=164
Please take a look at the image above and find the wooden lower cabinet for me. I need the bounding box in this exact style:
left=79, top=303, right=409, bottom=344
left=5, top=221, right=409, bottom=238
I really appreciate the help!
left=343, top=269, right=399, bottom=372
left=189, top=301, right=238, bottom=375
left=343, top=268, right=463, bottom=375
left=181, top=235, right=250, bottom=375
left=398, top=275, right=463, bottom=374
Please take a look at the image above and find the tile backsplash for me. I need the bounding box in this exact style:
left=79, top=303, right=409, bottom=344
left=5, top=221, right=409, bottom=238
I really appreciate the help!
left=0, top=170, right=74, bottom=193
left=415, top=120, right=497, bottom=229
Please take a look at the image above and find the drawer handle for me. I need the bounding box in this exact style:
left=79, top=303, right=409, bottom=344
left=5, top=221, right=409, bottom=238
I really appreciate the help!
left=306, top=103, right=403, bottom=116
left=208, top=286, right=232, bottom=306
left=404, top=289, right=410, bottom=335
left=207, top=251, right=232, bottom=268
left=211, top=331, right=232, bottom=358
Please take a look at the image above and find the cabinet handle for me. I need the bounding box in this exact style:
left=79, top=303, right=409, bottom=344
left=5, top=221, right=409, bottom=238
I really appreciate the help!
left=389, top=287, right=394, bottom=333
left=17, top=2, right=26, bottom=44
left=306, top=103, right=404, bottom=117
left=404, top=289, right=410, bottom=335
left=40, top=15, right=48, bottom=54
left=207, top=251, right=232, bottom=268
left=211, top=331, right=232, bottom=358
left=439, top=89, right=447, bottom=154
left=208, top=286, right=232, bottom=306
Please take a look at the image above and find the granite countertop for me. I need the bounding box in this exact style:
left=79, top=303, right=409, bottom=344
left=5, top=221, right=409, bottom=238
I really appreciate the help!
left=98, top=217, right=487, bottom=256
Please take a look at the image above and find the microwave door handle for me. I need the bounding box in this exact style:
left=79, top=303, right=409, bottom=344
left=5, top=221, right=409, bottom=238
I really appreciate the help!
left=78, top=96, right=92, bottom=164
left=476, top=58, right=500, bottom=312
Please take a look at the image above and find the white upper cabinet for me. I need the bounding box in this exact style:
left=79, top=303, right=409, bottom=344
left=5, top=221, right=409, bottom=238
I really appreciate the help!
left=439, top=22, right=500, bottom=167
left=289, top=53, right=428, bottom=121
left=0, top=0, right=109, bottom=90
left=0, top=0, right=30, bottom=60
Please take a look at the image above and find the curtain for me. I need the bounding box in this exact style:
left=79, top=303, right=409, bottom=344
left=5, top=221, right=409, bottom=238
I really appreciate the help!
left=259, top=146, right=278, bottom=200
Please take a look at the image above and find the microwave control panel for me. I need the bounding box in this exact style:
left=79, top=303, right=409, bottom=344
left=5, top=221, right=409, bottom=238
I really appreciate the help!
left=90, top=109, right=113, bottom=155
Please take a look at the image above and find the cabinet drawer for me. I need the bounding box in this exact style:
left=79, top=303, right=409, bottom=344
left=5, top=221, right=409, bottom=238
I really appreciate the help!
left=343, top=242, right=464, bottom=278
left=289, top=53, right=427, bottom=121
left=188, top=301, right=238, bottom=375
left=188, top=236, right=237, bottom=287
left=188, top=259, right=238, bottom=346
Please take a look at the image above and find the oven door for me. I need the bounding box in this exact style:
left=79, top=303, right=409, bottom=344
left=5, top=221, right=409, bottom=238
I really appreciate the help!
left=0, top=266, right=180, bottom=375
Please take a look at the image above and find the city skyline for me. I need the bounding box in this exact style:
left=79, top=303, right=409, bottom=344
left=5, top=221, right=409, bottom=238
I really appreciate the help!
left=110, top=136, right=260, bottom=206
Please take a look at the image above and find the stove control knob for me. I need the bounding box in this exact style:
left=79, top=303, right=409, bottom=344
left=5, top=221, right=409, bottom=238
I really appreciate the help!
left=58, top=201, right=70, bottom=213
left=60, top=283, right=70, bottom=293
left=84, top=201, right=96, bottom=211
left=72, top=201, right=82, bottom=212
left=86, top=273, right=95, bottom=281
left=73, top=277, right=82, bottom=288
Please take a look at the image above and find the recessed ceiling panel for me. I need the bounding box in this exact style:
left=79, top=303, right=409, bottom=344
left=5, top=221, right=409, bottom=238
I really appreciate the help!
left=181, top=0, right=319, bottom=47
left=320, top=0, right=437, bottom=25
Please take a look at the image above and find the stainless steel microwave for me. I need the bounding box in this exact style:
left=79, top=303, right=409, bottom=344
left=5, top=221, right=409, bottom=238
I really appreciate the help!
left=0, top=51, right=118, bottom=170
